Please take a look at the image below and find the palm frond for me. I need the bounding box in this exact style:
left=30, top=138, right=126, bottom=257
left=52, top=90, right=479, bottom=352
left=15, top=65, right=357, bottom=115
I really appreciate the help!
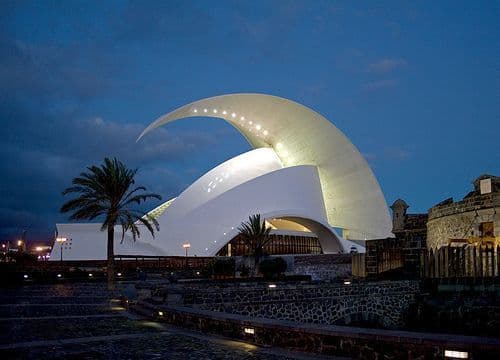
left=61, top=157, right=161, bottom=241
left=237, top=214, right=271, bottom=259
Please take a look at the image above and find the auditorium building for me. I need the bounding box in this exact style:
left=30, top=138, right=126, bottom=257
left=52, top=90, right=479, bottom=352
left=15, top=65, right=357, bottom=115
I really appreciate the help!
left=51, top=94, right=393, bottom=260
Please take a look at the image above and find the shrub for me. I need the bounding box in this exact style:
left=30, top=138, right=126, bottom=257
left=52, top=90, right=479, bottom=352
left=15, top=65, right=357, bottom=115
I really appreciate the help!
left=210, top=258, right=235, bottom=278
left=237, top=263, right=250, bottom=277
left=9, top=251, right=37, bottom=264
left=258, top=257, right=287, bottom=279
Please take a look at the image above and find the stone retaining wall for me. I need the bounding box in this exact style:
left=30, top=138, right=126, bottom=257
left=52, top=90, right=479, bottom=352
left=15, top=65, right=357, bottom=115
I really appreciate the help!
left=136, top=301, right=500, bottom=359
left=183, top=281, right=419, bottom=329
left=201, top=292, right=414, bottom=328
left=184, top=280, right=418, bottom=306
left=292, top=254, right=352, bottom=280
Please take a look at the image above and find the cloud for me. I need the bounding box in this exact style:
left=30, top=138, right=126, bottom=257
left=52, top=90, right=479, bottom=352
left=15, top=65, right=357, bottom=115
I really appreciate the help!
left=0, top=18, right=233, bottom=243
left=0, top=100, right=218, bottom=242
left=368, top=58, right=407, bottom=73
left=361, top=79, right=398, bottom=91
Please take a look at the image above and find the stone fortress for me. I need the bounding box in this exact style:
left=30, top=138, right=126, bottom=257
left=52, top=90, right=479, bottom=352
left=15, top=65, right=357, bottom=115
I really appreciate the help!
left=427, top=174, right=500, bottom=249
left=364, top=174, right=500, bottom=278
left=393, top=174, right=499, bottom=251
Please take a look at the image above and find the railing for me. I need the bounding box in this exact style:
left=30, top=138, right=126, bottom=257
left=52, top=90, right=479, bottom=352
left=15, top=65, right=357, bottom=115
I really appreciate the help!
left=114, top=255, right=213, bottom=270
left=351, top=253, right=366, bottom=277
left=421, top=245, right=500, bottom=279
left=2, top=255, right=214, bottom=272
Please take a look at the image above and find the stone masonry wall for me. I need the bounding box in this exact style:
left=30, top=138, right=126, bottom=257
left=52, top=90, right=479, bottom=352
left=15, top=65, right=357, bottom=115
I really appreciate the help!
left=427, top=207, right=499, bottom=249
left=183, top=281, right=420, bottom=329
left=293, top=254, right=352, bottom=280
left=183, top=281, right=417, bottom=305
left=201, top=292, right=414, bottom=328
left=140, top=301, right=500, bottom=359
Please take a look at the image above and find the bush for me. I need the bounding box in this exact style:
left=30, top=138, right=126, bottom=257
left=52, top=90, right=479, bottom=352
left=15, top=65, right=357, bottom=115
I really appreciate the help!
left=237, top=263, right=250, bottom=277
left=258, top=257, right=287, bottom=279
left=207, top=258, right=235, bottom=278
left=9, top=251, right=37, bottom=264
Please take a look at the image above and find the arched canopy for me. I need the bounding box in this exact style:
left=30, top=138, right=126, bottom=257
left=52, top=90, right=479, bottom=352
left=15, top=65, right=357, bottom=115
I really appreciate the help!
left=139, top=93, right=392, bottom=240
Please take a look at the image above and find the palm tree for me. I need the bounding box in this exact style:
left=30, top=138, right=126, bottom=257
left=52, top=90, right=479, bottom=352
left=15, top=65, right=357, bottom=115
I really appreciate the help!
left=237, top=214, right=273, bottom=272
left=61, top=158, right=161, bottom=290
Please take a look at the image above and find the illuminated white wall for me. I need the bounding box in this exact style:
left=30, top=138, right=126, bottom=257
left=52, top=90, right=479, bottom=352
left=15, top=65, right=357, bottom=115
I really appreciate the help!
left=53, top=223, right=166, bottom=261
left=154, top=164, right=338, bottom=256
left=152, top=147, right=282, bottom=221
left=52, top=148, right=360, bottom=260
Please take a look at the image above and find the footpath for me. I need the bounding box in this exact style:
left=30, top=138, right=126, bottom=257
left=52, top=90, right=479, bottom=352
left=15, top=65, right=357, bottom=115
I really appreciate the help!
left=0, top=282, right=335, bottom=359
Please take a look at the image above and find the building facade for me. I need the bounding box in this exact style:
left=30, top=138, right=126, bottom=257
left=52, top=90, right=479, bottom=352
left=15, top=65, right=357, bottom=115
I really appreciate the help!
left=390, top=199, right=428, bottom=275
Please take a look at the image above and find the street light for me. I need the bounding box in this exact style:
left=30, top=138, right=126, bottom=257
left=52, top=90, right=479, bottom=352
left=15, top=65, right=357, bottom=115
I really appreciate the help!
left=182, top=243, right=191, bottom=268
left=34, top=246, right=44, bottom=261
left=56, top=237, right=67, bottom=262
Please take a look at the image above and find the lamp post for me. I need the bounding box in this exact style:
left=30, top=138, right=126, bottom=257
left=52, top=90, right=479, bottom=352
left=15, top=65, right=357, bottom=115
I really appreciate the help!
left=17, top=240, right=24, bottom=252
left=56, top=237, right=67, bottom=262
left=182, top=243, right=191, bottom=268
left=5, top=241, right=10, bottom=262
left=35, top=246, right=43, bottom=261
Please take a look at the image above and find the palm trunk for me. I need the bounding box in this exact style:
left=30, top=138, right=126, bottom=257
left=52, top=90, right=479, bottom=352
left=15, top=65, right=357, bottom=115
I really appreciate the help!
left=253, top=248, right=262, bottom=276
left=107, top=226, right=115, bottom=290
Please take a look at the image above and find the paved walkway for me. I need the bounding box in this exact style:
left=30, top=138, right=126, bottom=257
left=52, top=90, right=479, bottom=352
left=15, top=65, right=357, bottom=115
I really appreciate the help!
left=0, top=283, right=342, bottom=359
left=0, top=314, right=123, bottom=321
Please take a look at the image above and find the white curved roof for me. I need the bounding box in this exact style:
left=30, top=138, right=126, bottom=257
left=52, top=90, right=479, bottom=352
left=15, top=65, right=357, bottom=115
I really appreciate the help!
left=140, top=93, right=391, bottom=240
left=143, top=148, right=339, bottom=256
left=155, top=147, right=282, bottom=220
left=52, top=149, right=352, bottom=259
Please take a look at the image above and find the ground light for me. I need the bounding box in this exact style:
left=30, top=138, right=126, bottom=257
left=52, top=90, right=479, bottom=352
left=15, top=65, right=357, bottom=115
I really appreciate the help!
left=444, top=350, right=468, bottom=359
left=57, top=274, right=62, bottom=278
left=243, top=327, right=255, bottom=335
left=117, top=272, right=122, bottom=277
left=344, top=281, right=351, bottom=285
left=158, top=311, right=164, bottom=316
left=268, top=284, right=277, bottom=289
left=23, top=274, right=28, bottom=279
left=88, top=273, right=93, bottom=277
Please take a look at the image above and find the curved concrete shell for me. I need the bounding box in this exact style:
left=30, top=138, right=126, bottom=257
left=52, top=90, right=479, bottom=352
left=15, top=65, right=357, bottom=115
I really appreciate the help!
left=140, top=93, right=392, bottom=240
left=156, top=162, right=338, bottom=256
left=52, top=148, right=351, bottom=259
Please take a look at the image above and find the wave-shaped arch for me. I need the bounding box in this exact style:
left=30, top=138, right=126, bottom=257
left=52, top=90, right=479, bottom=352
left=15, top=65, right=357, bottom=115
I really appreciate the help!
left=139, top=93, right=391, bottom=240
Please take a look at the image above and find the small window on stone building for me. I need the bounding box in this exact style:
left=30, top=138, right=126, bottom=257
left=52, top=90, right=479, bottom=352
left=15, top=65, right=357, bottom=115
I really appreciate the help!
left=480, top=178, right=492, bottom=194
left=479, top=222, right=494, bottom=237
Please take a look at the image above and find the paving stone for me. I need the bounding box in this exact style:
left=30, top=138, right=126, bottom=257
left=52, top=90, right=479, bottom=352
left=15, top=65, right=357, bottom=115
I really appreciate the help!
left=0, top=283, right=323, bottom=359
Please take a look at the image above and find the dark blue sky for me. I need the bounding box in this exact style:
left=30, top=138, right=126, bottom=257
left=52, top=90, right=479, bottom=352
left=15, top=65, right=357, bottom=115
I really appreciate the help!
left=1, top=1, right=498, bottom=243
